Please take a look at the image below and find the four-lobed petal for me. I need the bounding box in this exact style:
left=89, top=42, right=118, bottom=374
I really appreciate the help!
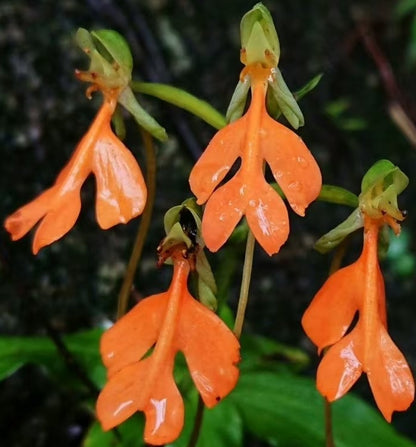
left=190, top=65, right=321, bottom=255
left=4, top=97, right=147, bottom=254
left=97, top=257, right=240, bottom=445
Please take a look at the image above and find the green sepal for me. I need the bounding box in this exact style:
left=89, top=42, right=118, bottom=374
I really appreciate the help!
left=118, top=87, right=167, bottom=142
left=359, top=159, right=409, bottom=220
left=226, top=77, right=251, bottom=123
left=161, top=200, right=218, bottom=310
left=240, top=3, right=280, bottom=67
left=162, top=221, right=193, bottom=252
left=267, top=73, right=321, bottom=128
left=75, top=28, right=131, bottom=89
left=196, top=250, right=217, bottom=294
left=91, top=30, right=133, bottom=74
left=267, top=68, right=304, bottom=129
left=163, top=198, right=203, bottom=245
left=314, top=208, right=364, bottom=254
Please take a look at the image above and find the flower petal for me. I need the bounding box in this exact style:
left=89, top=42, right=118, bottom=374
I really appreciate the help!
left=245, top=178, right=289, bottom=256
left=100, top=293, right=167, bottom=377
left=97, top=354, right=184, bottom=445
left=142, top=358, right=184, bottom=445
left=4, top=188, right=55, bottom=242
left=32, top=184, right=84, bottom=254
left=367, top=325, right=415, bottom=422
left=302, top=262, right=361, bottom=353
left=261, top=114, right=321, bottom=216
left=189, top=115, right=246, bottom=204
left=317, top=327, right=363, bottom=402
left=176, top=292, right=240, bottom=407
left=92, top=126, right=147, bottom=229
left=201, top=172, right=246, bottom=252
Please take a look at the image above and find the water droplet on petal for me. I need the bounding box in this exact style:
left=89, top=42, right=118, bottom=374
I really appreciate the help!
left=288, top=181, right=302, bottom=192
left=150, top=398, right=167, bottom=434
left=296, top=156, right=309, bottom=168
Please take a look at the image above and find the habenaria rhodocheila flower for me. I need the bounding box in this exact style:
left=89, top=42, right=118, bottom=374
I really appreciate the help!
left=189, top=4, right=321, bottom=256
left=97, top=207, right=240, bottom=444
left=4, top=29, right=166, bottom=254
left=302, top=160, right=414, bottom=421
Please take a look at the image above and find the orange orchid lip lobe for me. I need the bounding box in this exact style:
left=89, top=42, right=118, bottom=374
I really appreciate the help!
left=302, top=216, right=414, bottom=421
left=4, top=93, right=147, bottom=254
left=97, top=252, right=240, bottom=445
left=189, top=64, right=321, bottom=256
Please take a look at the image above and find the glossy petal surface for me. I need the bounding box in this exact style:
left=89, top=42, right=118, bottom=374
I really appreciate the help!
left=317, top=327, right=363, bottom=401
left=4, top=96, right=146, bottom=254
left=93, top=124, right=147, bottom=229
left=97, top=257, right=240, bottom=444
left=367, top=325, right=415, bottom=422
left=189, top=64, right=321, bottom=254
left=302, top=262, right=360, bottom=353
left=304, top=217, right=414, bottom=421
left=176, top=292, right=240, bottom=407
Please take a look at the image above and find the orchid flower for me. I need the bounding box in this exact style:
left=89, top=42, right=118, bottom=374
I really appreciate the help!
left=189, top=4, right=321, bottom=255
left=302, top=160, right=414, bottom=421
left=97, top=235, right=240, bottom=444
left=4, top=29, right=166, bottom=254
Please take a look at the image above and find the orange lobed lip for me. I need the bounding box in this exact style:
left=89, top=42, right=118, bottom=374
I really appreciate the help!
left=302, top=216, right=414, bottom=421
left=4, top=93, right=147, bottom=254
left=189, top=63, right=321, bottom=256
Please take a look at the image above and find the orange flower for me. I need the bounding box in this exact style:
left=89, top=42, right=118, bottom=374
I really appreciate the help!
left=189, top=64, right=321, bottom=256
left=4, top=92, right=147, bottom=254
left=96, top=250, right=240, bottom=445
left=302, top=216, right=414, bottom=421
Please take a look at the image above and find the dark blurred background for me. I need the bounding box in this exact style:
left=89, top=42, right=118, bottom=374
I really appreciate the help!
left=1, top=0, right=416, bottom=445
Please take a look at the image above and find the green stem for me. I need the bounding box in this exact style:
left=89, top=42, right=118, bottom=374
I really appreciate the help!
left=130, top=81, right=227, bottom=130
left=233, top=229, right=256, bottom=338
left=116, top=129, right=157, bottom=319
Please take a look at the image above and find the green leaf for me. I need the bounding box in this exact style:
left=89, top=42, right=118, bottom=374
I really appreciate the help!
left=318, top=184, right=359, bottom=208
left=396, top=0, right=416, bottom=18
left=131, top=81, right=226, bottom=130
left=294, top=73, right=323, bottom=101
left=241, top=334, right=310, bottom=372
left=230, top=371, right=416, bottom=447
left=168, top=390, right=243, bottom=447
left=0, top=329, right=105, bottom=388
left=83, top=416, right=145, bottom=447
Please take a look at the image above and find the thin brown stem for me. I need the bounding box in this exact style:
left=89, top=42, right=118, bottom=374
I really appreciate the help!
left=116, top=129, right=157, bottom=319
left=324, top=396, right=335, bottom=447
